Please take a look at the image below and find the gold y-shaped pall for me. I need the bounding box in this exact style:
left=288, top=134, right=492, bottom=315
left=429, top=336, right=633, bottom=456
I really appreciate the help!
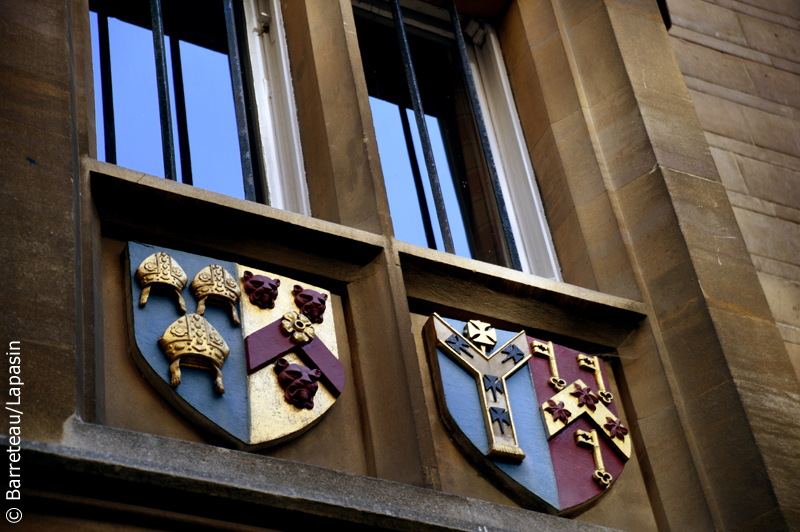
left=575, top=429, right=613, bottom=489
left=531, top=340, right=566, bottom=391
left=576, top=354, right=613, bottom=404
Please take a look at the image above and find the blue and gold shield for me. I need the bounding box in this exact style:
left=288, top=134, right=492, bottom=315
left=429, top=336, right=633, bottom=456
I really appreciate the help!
left=125, top=242, right=345, bottom=450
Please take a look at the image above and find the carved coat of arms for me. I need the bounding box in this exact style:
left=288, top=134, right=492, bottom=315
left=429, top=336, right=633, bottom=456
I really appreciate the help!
left=423, top=314, right=630, bottom=514
left=124, top=242, right=345, bottom=450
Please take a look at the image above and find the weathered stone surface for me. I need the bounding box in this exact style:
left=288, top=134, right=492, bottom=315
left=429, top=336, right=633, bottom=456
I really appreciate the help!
left=614, top=168, right=706, bottom=331
left=733, top=207, right=800, bottom=264
left=734, top=0, right=800, bottom=21
left=690, top=89, right=753, bottom=145
left=757, top=272, right=800, bottom=329
left=737, top=155, right=800, bottom=210
left=530, top=126, right=575, bottom=233
left=555, top=0, right=605, bottom=33
left=637, top=89, right=719, bottom=180
left=530, top=35, right=582, bottom=125
left=740, top=105, right=800, bottom=158
left=753, top=255, right=800, bottom=284
left=11, top=421, right=627, bottom=532
left=670, top=24, right=774, bottom=66
left=669, top=0, right=748, bottom=46
left=637, top=405, right=715, bottom=532
left=618, top=324, right=675, bottom=420
left=551, top=110, right=606, bottom=207
left=739, top=12, right=800, bottom=62
left=281, top=0, right=387, bottom=234
left=745, top=61, right=800, bottom=110
left=684, top=380, right=785, bottom=531
left=509, top=49, right=550, bottom=150
left=663, top=169, right=772, bottom=321
left=575, top=191, right=641, bottom=300
left=672, top=37, right=758, bottom=96
left=786, top=341, right=800, bottom=382
left=552, top=209, right=599, bottom=290
left=590, top=87, right=656, bottom=192
left=566, top=7, right=629, bottom=108
left=710, top=147, right=749, bottom=194
left=607, top=4, right=690, bottom=100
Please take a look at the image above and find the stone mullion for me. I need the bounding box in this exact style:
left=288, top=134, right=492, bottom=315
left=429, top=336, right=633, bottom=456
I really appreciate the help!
left=281, top=0, right=442, bottom=488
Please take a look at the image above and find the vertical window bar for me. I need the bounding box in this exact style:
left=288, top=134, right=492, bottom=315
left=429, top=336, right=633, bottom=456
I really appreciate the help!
left=97, top=12, right=116, bottom=164
left=223, top=0, right=256, bottom=202
left=169, top=38, right=193, bottom=185
left=399, top=107, right=437, bottom=249
left=447, top=1, right=522, bottom=271
left=149, top=0, right=178, bottom=181
left=389, top=0, right=455, bottom=254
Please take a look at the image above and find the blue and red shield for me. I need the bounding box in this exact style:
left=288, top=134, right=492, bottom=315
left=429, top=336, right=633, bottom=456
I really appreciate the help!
left=423, top=314, right=630, bottom=513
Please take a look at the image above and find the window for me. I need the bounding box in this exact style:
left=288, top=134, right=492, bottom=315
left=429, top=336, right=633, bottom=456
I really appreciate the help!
left=89, top=0, right=308, bottom=213
left=353, top=0, right=561, bottom=279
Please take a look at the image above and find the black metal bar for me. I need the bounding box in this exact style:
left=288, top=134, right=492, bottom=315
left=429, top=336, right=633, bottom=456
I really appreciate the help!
left=97, top=13, right=116, bottom=164
left=447, top=1, right=522, bottom=271
left=389, top=0, right=455, bottom=254
left=399, top=106, right=437, bottom=249
left=223, top=0, right=256, bottom=202
left=169, top=38, right=193, bottom=186
left=230, top=0, right=268, bottom=205
left=149, top=0, right=177, bottom=181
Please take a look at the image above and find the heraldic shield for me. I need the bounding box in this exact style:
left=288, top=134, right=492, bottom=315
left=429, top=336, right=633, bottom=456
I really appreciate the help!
left=124, top=242, right=345, bottom=451
left=423, top=314, right=631, bottom=514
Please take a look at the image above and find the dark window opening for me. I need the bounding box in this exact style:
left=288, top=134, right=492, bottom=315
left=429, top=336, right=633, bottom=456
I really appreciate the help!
left=89, top=0, right=264, bottom=202
left=354, top=5, right=517, bottom=269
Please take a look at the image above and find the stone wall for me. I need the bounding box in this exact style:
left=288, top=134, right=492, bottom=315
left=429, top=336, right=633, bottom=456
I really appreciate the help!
left=667, top=0, right=800, bottom=381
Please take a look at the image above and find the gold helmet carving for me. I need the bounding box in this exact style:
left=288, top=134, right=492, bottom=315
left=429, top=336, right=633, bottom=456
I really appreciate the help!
left=158, top=313, right=230, bottom=394
left=190, top=264, right=242, bottom=326
left=135, top=252, right=188, bottom=313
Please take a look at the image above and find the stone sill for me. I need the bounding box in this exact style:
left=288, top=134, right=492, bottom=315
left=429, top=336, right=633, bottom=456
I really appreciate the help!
left=5, top=419, right=620, bottom=532
left=89, top=159, right=646, bottom=349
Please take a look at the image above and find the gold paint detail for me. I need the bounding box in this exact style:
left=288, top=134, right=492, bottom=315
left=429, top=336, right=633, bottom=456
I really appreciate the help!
left=540, top=380, right=631, bottom=459
left=236, top=265, right=339, bottom=360
left=488, top=442, right=526, bottom=461
left=429, top=314, right=531, bottom=464
left=464, top=320, right=497, bottom=356
left=248, top=352, right=335, bottom=444
left=577, top=354, right=613, bottom=404
left=575, top=429, right=613, bottom=489
left=237, top=265, right=340, bottom=447
left=532, top=340, right=566, bottom=390
left=280, top=311, right=316, bottom=345
left=135, top=252, right=188, bottom=313
left=158, top=313, right=230, bottom=394
left=190, top=264, right=242, bottom=325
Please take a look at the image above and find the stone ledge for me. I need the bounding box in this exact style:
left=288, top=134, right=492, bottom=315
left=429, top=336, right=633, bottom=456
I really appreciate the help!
left=397, top=241, right=646, bottom=351
left=6, top=420, right=620, bottom=532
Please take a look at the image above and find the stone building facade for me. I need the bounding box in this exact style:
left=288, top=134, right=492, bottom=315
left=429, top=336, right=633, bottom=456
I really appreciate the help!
left=1, top=0, right=799, bottom=531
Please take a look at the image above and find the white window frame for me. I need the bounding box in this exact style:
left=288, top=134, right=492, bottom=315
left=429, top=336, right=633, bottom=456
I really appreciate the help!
left=351, top=0, right=561, bottom=280
left=242, top=0, right=310, bottom=216
left=468, top=27, right=561, bottom=280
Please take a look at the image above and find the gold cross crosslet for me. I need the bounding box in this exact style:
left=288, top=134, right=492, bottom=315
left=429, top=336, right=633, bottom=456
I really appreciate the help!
left=424, top=314, right=531, bottom=463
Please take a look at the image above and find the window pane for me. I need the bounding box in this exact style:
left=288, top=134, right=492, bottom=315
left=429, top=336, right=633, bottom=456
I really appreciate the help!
left=370, top=97, right=430, bottom=249
left=354, top=9, right=512, bottom=266
left=180, top=41, right=244, bottom=199
left=165, top=36, right=183, bottom=183
left=90, top=11, right=105, bottom=162
left=405, top=109, right=472, bottom=258
left=108, top=17, right=165, bottom=178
